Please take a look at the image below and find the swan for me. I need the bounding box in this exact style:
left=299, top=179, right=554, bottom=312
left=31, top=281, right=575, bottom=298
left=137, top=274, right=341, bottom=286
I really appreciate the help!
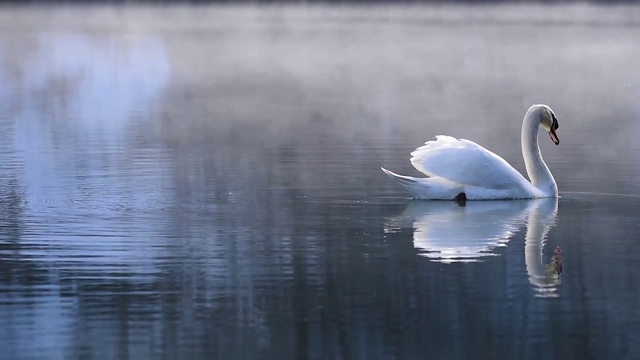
left=381, top=104, right=560, bottom=200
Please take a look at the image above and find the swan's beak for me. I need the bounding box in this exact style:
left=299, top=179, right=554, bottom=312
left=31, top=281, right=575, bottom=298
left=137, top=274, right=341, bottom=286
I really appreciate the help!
left=549, top=116, right=559, bottom=145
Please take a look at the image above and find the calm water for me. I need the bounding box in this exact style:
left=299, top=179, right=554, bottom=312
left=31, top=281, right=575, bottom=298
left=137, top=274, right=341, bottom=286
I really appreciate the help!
left=1, top=4, right=640, bottom=359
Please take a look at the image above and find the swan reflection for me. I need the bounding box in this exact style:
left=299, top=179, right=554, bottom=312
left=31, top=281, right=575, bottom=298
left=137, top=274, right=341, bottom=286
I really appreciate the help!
left=386, top=198, right=560, bottom=294
left=524, top=198, right=562, bottom=296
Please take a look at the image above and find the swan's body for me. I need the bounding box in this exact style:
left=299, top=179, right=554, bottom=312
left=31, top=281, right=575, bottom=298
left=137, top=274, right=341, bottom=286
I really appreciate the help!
left=382, top=104, right=560, bottom=200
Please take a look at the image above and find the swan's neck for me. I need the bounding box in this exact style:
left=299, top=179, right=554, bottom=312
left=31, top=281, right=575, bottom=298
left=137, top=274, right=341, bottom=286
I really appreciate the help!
left=521, top=109, right=558, bottom=197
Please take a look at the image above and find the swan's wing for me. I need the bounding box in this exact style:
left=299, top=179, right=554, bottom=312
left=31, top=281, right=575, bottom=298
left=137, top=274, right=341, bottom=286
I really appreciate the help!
left=410, top=135, right=527, bottom=190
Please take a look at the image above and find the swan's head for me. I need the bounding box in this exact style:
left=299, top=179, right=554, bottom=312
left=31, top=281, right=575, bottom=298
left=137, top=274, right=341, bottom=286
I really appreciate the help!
left=533, top=104, right=560, bottom=145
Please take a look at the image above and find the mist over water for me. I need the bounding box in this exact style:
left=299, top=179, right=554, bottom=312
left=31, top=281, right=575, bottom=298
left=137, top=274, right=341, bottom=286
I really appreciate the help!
left=1, top=4, right=640, bottom=359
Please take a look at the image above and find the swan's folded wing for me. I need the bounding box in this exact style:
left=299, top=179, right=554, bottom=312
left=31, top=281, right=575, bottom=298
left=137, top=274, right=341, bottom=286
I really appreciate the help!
left=410, top=135, right=528, bottom=190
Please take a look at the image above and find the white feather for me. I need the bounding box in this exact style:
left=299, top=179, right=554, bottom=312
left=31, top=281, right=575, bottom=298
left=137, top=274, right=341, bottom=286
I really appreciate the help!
left=382, top=105, right=559, bottom=200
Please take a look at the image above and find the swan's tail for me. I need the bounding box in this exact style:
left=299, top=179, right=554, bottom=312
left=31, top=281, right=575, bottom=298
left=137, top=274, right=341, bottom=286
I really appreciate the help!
left=381, top=167, right=462, bottom=200
left=381, top=167, right=419, bottom=186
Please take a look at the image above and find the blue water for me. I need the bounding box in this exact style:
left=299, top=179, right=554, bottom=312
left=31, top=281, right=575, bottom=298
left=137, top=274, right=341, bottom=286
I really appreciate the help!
left=1, top=4, right=640, bottom=359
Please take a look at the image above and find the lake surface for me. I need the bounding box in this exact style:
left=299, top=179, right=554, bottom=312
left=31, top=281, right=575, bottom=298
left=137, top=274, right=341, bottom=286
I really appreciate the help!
left=1, top=4, right=640, bottom=359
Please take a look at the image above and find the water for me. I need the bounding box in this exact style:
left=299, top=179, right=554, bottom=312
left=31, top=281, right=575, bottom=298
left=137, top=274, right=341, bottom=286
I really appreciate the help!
left=1, top=4, right=640, bottom=359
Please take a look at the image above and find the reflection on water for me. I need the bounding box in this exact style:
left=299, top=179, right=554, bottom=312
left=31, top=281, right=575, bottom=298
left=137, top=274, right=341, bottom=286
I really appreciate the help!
left=524, top=198, right=561, bottom=296
left=388, top=200, right=533, bottom=262
left=10, top=33, right=171, bottom=272
left=0, top=30, right=173, bottom=360
left=1, top=4, right=640, bottom=359
left=388, top=198, right=561, bottom=293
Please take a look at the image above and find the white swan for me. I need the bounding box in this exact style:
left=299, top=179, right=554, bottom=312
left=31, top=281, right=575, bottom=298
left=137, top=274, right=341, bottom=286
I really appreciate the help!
left=381, top=104, right=560, bottom=200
